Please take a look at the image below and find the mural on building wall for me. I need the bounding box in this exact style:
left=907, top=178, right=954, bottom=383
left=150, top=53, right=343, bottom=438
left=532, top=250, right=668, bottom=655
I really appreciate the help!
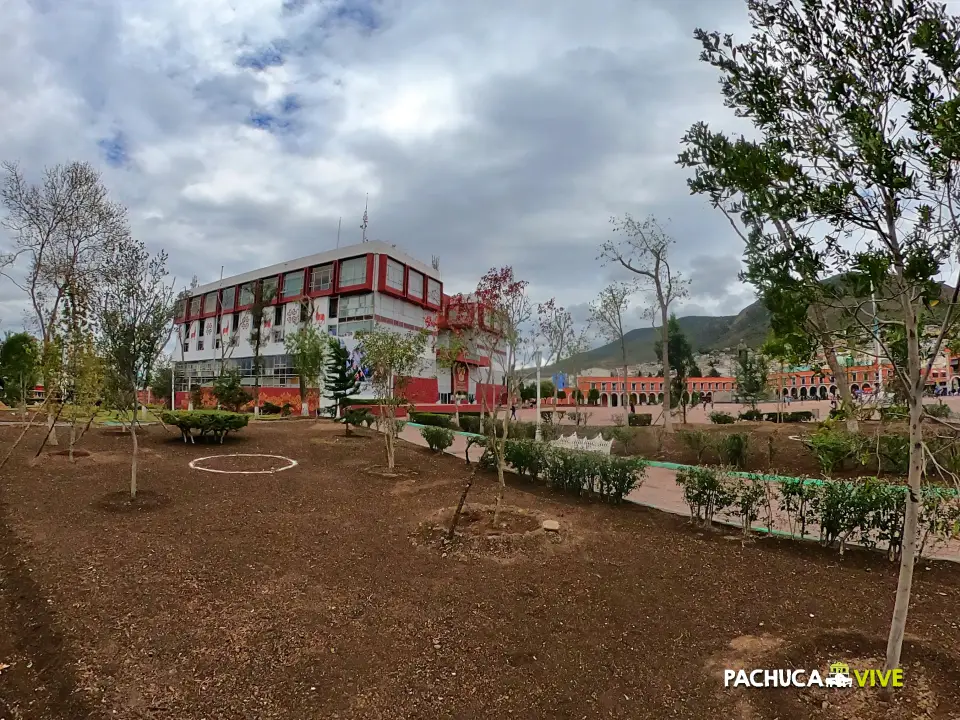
left=286, top=306, right=299, bottom=324
left=205, top=320, right=213, bottom=335
left=453, top=362, right=469, bottom=392
left=240, top=315, right=250, bottom=330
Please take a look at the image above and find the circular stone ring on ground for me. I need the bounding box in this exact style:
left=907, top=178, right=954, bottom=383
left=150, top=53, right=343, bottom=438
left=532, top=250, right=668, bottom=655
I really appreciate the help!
left=188, top=454, right=298, bottom=474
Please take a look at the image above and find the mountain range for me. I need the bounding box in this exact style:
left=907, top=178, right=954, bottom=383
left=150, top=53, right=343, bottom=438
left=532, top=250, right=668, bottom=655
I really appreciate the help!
left=549, top=297, right=771, bottom=372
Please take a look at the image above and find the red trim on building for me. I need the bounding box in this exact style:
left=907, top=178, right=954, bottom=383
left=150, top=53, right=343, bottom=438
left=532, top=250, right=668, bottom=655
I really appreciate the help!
left=398, top=376, right=438, bottom=404
left=377, top=255, right=407, bottom=300
left=336, top=253, right=375, bottom=294
left=373, top=314, right=425, bottom=332
left=424, top=277, right=442, bottom=311
left=305, top=261, right=337, bottom=298
left=199, top=290, right=220, bottom=320
left=279, top=268, right=306, bottom=303
left=405, top=266, right=427, bottom=306
left=175, top=387, right=322, bottom=413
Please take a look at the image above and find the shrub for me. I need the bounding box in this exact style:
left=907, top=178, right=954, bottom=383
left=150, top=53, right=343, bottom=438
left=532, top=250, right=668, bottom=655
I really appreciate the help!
left=344, top=409, right=369, bottom=428
left=503, top=439, right=549, bottom=479
left=728, top=476, right=768, bottom=537
left=420, top=425, right=455, bottom=453
left=739, top=409, right=763, bottom=421
left=569, top=410, right=592, bottom=426
left=362, top=412, right=376, bottom=427
left=458, top=415, right=481, bottom=434
left=919, top=488, right=960, bottom=558
left=879, top=405, right=908, bottom=422
left=543, top=448, right=646, bottom=503
left=411, top=412, right=454, bottom=428
left=540, top=411, right=554, bottom=425
left=159, top=410, right=249, bottom=443
left=780, top=477, right=820, bottom=538
left=924, top=402, right=951, bottom=419
left=677, top=429, right=710, bottom=464
left=716, top=433, right=749, bottom=469
left=261, top=401, right=282, bottom=415
left=764, top=411, right=815, bottom=423
left=628, top=413, right=652, bottom=426
left=212, top=369, right=252, bottom=412
left=709, top=411, right=735, bottom=425
left=869, top=434, right=910, bottom=474
left=817, top=479, right=875, bottom=554
left=281, top=403, right=292, bottom=417
left=675, top=466, right=735, bottom=526
left=806, top=425, right=863, bottom=474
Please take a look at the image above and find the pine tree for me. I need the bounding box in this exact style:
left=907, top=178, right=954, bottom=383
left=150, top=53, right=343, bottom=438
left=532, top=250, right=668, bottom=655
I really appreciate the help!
left=324, top=338, right=360, bottom=434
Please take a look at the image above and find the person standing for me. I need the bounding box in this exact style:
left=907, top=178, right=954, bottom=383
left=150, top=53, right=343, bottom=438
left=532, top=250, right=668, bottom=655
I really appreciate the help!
left=510, top=403, right=517, bottom=421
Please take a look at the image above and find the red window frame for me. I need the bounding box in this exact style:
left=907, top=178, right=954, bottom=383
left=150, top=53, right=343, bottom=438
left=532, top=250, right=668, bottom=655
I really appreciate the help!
left=405, top=267, right=426, bottom=305
left=336, top=254, right=374, bottom=294
left=378, top=255, right=407, bottom=299
left=307, top=262, right=337, bottom=298
left=424, top=277, right=443, bottom=310
left=200, top=291, right=220, bottom=319
left=281, top=269, right=306, bottom=302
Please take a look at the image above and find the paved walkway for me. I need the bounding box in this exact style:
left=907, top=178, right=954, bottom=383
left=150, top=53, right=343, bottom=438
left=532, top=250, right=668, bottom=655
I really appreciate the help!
left=397, top=423, right=960, bottom=563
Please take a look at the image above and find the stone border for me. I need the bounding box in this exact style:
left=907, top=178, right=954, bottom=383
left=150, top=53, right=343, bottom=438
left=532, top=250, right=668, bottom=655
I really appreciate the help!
left=188, top=453, right=298, bottom=475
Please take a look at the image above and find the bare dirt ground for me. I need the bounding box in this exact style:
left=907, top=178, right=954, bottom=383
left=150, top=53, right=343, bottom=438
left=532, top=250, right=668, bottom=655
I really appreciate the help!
left=1, top=420, right=959, bottom=719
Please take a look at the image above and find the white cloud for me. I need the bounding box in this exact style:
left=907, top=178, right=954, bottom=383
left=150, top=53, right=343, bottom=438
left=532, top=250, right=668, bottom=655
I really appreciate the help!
left=0, top=0, right=757, bottom=333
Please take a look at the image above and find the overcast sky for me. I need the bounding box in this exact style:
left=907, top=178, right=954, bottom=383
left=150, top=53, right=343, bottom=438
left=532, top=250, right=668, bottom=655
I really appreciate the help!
left=0, top=0, right=760, bottom=335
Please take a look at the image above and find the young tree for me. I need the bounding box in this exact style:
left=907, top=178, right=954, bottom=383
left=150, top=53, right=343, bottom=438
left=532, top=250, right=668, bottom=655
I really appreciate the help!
left=602, top=215, right=688, bottom=433
left=536, top=300, right=589, bottom=412
left=356, top=327, right=429, bottom=470
left=98, top=238, right=176, bottom=499
left=247, top=281, right=277, bottom=417
left=430, top=301, right=475, bottom=428
left=324, top=338, right=361, bottom=434
left=285, top=323, right=327, bottom=416
left=0, top=161, right=128, bottom=445
left=212, top=367, right=252, bottom=412
left=588, top=283, right=633, bottom=420
left=654, top=315, right=697, bottom=423
left=0, top=331, right=40, bottom=418
left=59, top=287, right=103, bottom=461
left=469, top=267, right=531, bottom=522
left=733, top=347, right=768, bottom=410
left=587, top=387, right=600, bottom=405
left=149, top=362, right=173, bottom=409
left=677, top=0, right=960, bottom=673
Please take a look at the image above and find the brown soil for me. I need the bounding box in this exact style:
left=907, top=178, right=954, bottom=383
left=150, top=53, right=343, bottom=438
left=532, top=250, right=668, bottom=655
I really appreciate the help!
left=95, top=490, right=171, bottom=513
left=1, top=421, right=959, bottom=719
left=49, top=448, right=92, bottom=457
left=189, top=453, right=296, bottom=473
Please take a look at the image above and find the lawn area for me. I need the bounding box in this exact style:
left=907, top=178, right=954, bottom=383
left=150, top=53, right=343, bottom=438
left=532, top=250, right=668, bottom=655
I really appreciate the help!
left=1, top=421, right=959, bottom=719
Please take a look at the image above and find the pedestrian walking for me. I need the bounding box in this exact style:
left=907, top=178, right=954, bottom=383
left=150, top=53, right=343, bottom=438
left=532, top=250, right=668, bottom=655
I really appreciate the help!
left=510, top=404, right=517, bottom=421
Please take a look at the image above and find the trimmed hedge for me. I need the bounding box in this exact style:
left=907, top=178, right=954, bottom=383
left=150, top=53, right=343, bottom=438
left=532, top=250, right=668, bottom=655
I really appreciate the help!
left=763, top=410, right=815, bottom=423
left=628, top=413, right=652, bottom=426
left=410, top=412, right=455, bottom=428
left=420, top=425, right=455, bottom=452
left=160, top=410, right=249, bottom=443
left=709, top=411, right=736, bottom=424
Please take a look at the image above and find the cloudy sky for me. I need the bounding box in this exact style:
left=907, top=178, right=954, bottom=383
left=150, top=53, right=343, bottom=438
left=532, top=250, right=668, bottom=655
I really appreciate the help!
left=0, top=0, right=759, bottom=336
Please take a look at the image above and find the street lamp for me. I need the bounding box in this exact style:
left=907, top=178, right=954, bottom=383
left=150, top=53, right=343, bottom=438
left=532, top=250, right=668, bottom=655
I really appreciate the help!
left=534, top=350, right=542, bottom=441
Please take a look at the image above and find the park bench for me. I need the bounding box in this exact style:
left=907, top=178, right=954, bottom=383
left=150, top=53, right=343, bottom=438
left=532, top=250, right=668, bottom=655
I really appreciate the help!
left=549, top=433, right=613, bottom=456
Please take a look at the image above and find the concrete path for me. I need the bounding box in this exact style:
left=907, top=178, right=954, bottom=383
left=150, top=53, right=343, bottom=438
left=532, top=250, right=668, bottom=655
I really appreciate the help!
left=397, top=423, right=960, bottom=563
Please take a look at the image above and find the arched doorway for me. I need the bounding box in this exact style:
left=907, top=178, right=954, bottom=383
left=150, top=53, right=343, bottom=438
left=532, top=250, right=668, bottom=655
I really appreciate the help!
left=790, top=387, right=798, bottom=398
left=829, top=385, right=837, bottom=397
left=629, top=393, right=638, bottom=405
left=658, top=392, right=664, bottom=403
left=799, top=387, right=808, bottom=399
left=600, top=393, right=608, bottom=406
left=611, top=393, right=619, bottom=407
left=782, top=388, right=790, bottom=397
left=851, top=384, right=860, bottom=394
left=819, top=385, right=828, bottom=399
left=638, top=392, right=647, bottom=404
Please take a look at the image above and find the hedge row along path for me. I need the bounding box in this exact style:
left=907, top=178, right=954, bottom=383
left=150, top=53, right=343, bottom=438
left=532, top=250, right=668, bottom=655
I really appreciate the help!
left=397, top=423, right=960, bottom=563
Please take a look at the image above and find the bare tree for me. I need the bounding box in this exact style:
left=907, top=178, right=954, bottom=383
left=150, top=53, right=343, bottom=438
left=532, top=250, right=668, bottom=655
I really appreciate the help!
left=602, top=215, right=688, bottom=433
left=588, top=283, right=634, bottom=421
left=99, top=238, right=176, bottom=500
left=248, top=280, right=277, bottom=418
left=0, top=161, right=129, bottom=444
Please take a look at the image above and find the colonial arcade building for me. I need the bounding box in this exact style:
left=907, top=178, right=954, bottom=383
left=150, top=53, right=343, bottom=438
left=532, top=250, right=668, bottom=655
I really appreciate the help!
left=172, top=241, right=504, bottom=412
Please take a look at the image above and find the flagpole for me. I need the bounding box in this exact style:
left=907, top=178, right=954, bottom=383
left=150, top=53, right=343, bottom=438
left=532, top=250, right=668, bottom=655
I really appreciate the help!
left=336, top=217, right=342, bottom=248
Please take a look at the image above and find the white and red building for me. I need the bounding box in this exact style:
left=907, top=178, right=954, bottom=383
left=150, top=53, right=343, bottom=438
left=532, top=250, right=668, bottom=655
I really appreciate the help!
left=172, top=241, right=505, bottom=412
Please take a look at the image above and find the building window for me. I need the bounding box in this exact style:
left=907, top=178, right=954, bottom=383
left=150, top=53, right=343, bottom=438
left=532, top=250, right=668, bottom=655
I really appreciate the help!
left=221, top=286, right=236, bottom=310
left=261, top=276, right=278, bottom=301
left=340, top=293, right=373, bottom=321
left=386, top=259, right=404, bottom=291
left=175, top=299, right=187, bottom=318
left=329, top=298, right=339, bottom=318
left=184, top=341, right=190, bottom=353
left=197, top=339, right=204, bottom=351
left=203, top=293, right=218, bottom=314
left=239, top=282, right=255, bottom=306
left=283, top=270, right=304, bottom=299
left=631, top=383, right=636, bottom=391
left=427, top=278, right=441, bottom=305
left=189, top=297, right=201, bottom=317
left=340, top=257, right=367, bottom=286
left=408, top=270, right=424, bottom=299
left=232, top=313, right=240, bottom=333
left=338, top=320, right=373, bottom=335
left=590, top=383, right=596, bottom=390
left=310, top=264, right=333, bottom=292
left=274, top=305, right=283, bottom=327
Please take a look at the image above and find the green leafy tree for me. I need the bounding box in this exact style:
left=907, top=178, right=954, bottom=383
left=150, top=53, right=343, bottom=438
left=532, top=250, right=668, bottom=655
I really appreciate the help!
left=0, top=332, right=40, bottom=415
left=324, top=338, right=361, bottom=434
left=149, top=363, right=173, bottom=409
left=587, top=387, right=600, bottom=405
left=707, top=366, right=721, bottom=378
left=654, top=315, right=697, bottom=422
left=99, top=238, right=176, bottom=497
left=212, top=367, right=252, bottom=412
left=285, top=323, right=327, bottom=416
left=355, top=327, right=430, bottom=470
left=538, top=379, right=556, bottom=400
left=677, top=0, right=960, bottom=672
left=734, top=348, right=768, bottom=409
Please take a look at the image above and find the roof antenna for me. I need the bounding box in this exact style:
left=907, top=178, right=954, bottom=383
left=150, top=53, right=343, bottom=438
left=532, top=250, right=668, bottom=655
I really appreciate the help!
left=361, top=194, right=369, bottom=242
left=431, top=255, right=440, bottom=271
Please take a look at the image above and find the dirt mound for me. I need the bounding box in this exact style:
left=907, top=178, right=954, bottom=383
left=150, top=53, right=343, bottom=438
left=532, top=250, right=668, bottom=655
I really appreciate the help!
left=414, top=504, right=570, bottom=562
left=710, top=630, right=960, bottom=720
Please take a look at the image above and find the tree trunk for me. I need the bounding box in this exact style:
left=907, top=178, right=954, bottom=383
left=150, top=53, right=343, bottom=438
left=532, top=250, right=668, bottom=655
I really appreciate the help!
left=492, top=411, right=508, bottom=526
left=812, top=306, right=858, bottom=432
left=454, top=394, right=461, bottom=428
left=447, top=470, right=476, bottom=540
left=253, top=352, right=261, bottom=418
left=661, top=307, right=673, bottom=433
left=300, top=375, right=309, bottom=416
left=885, top=306, right=923, bottom=673
left=130, top=419, right=139, bottom=500
left=0, top=399, right=50, bottom=472
left=69, top=421, right=76, bottom=462
left=621, top=342, right=629, bottom=422
left=383, top=404, right=395, bottom=469
left=46, top=412, right=59, bottom=446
